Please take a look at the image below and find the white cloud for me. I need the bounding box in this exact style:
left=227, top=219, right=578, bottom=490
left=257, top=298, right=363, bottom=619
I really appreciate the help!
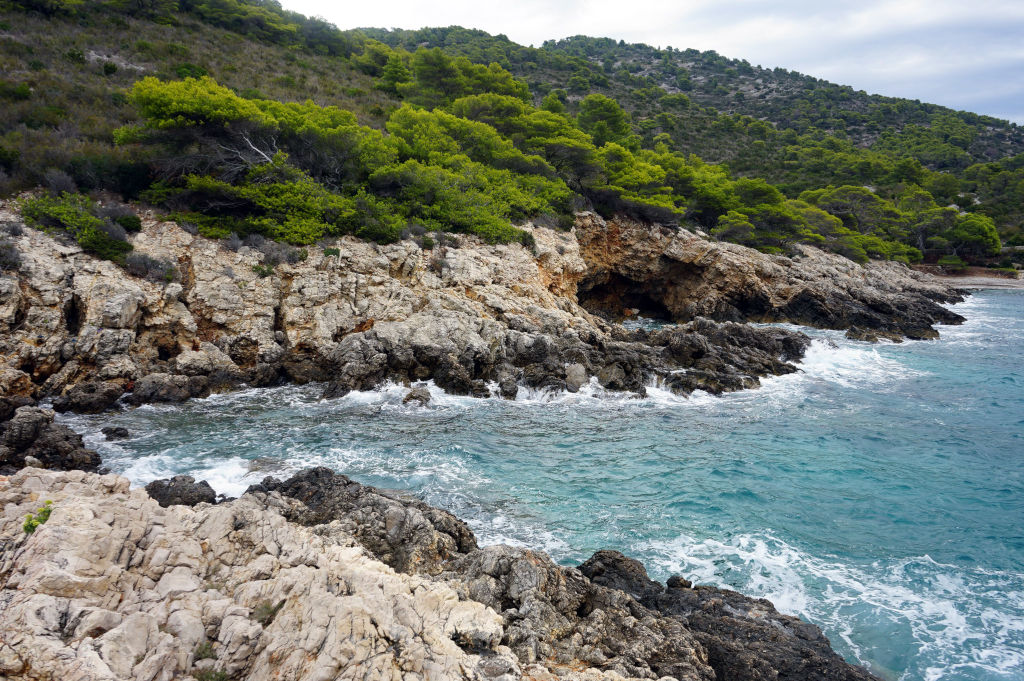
left=284, top=0, right=1024, bottom=122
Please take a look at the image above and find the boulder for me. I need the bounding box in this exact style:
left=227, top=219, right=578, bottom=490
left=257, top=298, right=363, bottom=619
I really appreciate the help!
left=52, top=381, right=124, bottom=414
left=101, top=426, right=130, bottom=440
left=402, top=385, right=431, bottom=406
left=145, top=475, right=217, bottom=507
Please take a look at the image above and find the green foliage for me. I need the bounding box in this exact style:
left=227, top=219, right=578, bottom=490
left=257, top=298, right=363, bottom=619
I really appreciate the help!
left=937, top=254, right=967, bottom=271
left=322, top=246, right=339, bottom=256
left=23, top=500, right=52, bottom=534
left=193, top=670, right=229, bottom=681
left=577, top=94, right=633, bottom=147
left=20, top=192, right=133, bottom=261
left=251, top=262, right=274, bottom=277
left=251, top=599, right=284, bottom=626
left=193, top=641, right=216, bottom=661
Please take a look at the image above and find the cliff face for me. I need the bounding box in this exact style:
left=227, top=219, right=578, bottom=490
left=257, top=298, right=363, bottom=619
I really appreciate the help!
left=575, top=213, right=964, bottom=341
left=0, top=201, right=841, bottom=411
left=0, top=200, right=964, bottom=414
left=0, top=467, right=881, bottom=681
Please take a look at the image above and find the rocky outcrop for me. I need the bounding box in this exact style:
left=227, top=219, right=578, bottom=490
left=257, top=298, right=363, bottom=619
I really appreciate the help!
left=0, top=468, right=882, bottom=681
left=145, top=474, right=217, bottom=507
left=0, top=200, right=964, bottom=411
left=576, top=213, right=965, bottom=340
left=0, top=402, right=100, bottom=474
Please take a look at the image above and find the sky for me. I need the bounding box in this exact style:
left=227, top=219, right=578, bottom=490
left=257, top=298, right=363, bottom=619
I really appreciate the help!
left=282, top=0, right=1024, bottom=124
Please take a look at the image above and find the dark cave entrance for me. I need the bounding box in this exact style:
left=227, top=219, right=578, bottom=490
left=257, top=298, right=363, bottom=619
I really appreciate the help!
left=577, top=273, right=672, bottom=322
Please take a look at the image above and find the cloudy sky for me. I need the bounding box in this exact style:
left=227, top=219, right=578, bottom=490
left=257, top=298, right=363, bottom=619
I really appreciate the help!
left=283, top=0, right=1024, bottom=124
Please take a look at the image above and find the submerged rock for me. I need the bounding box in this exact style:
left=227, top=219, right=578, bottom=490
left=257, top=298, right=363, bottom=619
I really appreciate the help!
left=101, top=425, right=130, bottom=440
left=402, top=385, right=432, bottom=406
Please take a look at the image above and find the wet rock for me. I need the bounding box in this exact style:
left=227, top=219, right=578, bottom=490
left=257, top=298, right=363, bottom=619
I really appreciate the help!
left=0, top=406, right=100, bottom=473
left=402, top=385, right=432, bottom=406
left=144, top=475, right=217, bottom=507
left=101, top=426, right=130, bottom=440
left=564, top=363, right=588, bottom=392
left=498, top=375, right=518, bottom=399
left=52, top=380, right=124, bottom=414
left=124, top=373, right=210, bottom=405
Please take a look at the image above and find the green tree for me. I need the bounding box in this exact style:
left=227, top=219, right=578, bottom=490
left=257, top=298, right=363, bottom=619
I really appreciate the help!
left=577, top=94, right=631, bottom=147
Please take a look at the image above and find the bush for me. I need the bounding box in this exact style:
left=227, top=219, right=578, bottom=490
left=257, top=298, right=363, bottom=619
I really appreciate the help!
left=251, top=263, right=274, bottom=277
left=937, top=254, right=967, bottom=271
left=124, top=252, right=177, bottom=282
left=251, top=600, right=284, bottom=625
left=44, top=168, right=77, bottom=195
left=193, top=641, right=216, bottom=661
left=23, top=501, right=52, bottom=534
left=102, top=61, right=118, bottom=76
left=21, top=192, right=133, bottom=262
left=0, top=240, right=21, bottom=271
left=322, top=247, right=339, bottom=256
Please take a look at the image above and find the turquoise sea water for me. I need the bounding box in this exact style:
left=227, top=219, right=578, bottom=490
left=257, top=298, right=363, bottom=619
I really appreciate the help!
left=57, top=289, right=1024, bottom=681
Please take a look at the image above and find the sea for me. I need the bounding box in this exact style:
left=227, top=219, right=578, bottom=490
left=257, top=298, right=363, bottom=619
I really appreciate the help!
left=56, top=289, right=1024, bottom=681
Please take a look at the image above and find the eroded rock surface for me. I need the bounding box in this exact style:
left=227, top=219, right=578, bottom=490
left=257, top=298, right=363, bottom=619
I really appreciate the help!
left=0, top=402, right=100, bottom=474
left=0, top=469, right=881, bottom=681
left=576, top=213, right=965, bottom=340
left=0, top=200, right=963, bottom=412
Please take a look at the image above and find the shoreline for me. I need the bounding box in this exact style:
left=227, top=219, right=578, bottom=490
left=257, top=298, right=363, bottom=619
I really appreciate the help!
left=931, top=274, right=1024, bottom=290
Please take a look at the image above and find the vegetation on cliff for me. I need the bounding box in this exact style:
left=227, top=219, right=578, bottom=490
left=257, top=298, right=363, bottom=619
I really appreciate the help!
left=0, top=0, right=1016, bottom=262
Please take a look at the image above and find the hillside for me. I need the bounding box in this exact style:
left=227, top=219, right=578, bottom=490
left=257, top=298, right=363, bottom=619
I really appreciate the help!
left=0, top=0, right=1020, bottom=274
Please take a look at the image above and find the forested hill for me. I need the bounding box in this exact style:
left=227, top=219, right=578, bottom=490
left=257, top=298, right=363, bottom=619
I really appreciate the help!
left=363, top=28, right=1024, bottom=170
left=0, top=0, right=1021, bottom=277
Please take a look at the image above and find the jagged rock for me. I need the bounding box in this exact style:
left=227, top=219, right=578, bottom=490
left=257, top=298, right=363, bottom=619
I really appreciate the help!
left=0, top=204, right=964, bottom=408
left=247, top=467, right=478, bottom=575
left=565, top=362, right=588, bottom=392
left=124, top=372, right=210, bottom=405
left=0, top=396, right=34, bottom=423
left=576, top=212, right=964, bottom=339
left=0, top=469, right=883, bottom=681
left=402, top=385, right=432, bottom=406
left=145, top=475, right=217, bottom=507
left=498, top=375, right=518, bottom=399
left=51, top=380, right=124, bottom=413
left=0, top=469, right=511, bottom=681
left=101, top=426, right=130, bottom=440
left=0, top=406, right=100, bottom=473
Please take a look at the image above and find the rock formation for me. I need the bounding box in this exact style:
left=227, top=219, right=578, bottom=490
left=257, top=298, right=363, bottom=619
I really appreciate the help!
left=0, top=467, right=881, bottom=681
left=0, top=397, right=100, bottom=475
left=576, top=213, right=964, bottom=340
left=0, top=200, right=967, bottom=413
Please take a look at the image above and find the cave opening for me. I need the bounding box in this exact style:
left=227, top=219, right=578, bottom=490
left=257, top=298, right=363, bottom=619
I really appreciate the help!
left=64, top=295, right=84, bottom=337
left=578, top=273, right=672, bottom=322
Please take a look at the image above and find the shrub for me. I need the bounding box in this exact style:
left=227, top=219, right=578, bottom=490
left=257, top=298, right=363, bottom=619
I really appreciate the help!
left=193, top=670, right=228, bottom=681
left=193, top=641, right=216, bottom=661
left=44, top=168, right=77, bottom=195
left=322, top=247, right=339, bottom=256
left=23, top=501, right=52, bottom=534
left=63, top=49, right=85, bottom=64
left=0, top=240, right=21, bottom=271
left=174, top=63, right=208, bottom=79
left=0, top=82, right=31, bottom=101
left=102, top=62, right=118, bottom=76
left=224, top=232, right=242, bottom=251
left=420, top=235, right=434, bottom=250
left=21, top=193, right=133, bottom=262
left=124, top=252, right=177, bottom=281
left=937, top=254, right=967, bottom=271
left=251, top=600, right=284, bottom=625
left=251, top=263, right=274, bottom=278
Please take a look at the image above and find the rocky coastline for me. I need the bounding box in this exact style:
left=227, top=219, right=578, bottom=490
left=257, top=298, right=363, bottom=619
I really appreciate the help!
left=0, top=200, right=970, bottom=680
left=0, top=200, right=964, bottom=412
left=0, top=466, right=882, bottom=681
